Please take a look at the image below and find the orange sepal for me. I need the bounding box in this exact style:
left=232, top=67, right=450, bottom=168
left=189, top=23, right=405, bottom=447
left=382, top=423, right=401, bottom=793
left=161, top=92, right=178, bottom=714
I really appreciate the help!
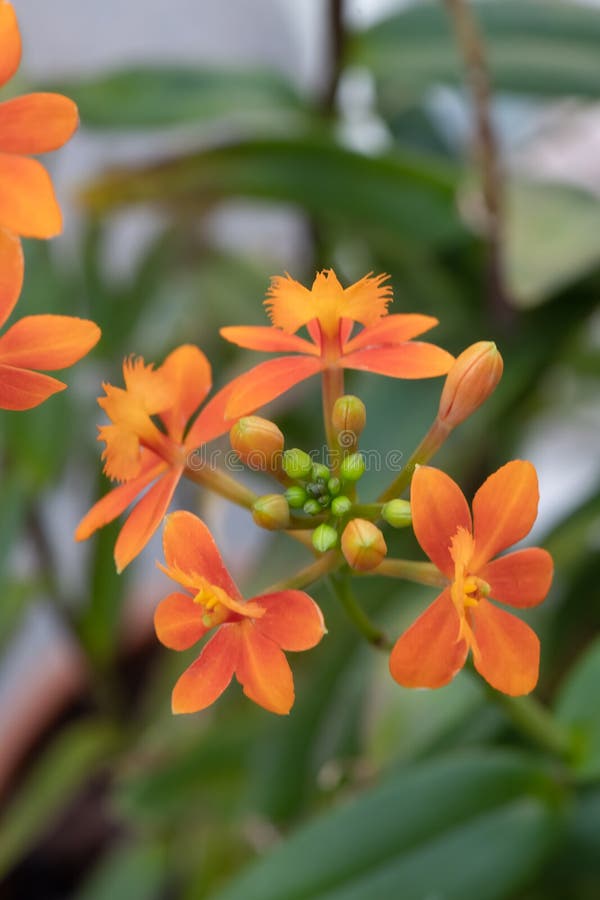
left=236, top=620, right=294, bottom=714
left=114, top=466, right=182, bottom=572
left=471, top=460, right=539, bottom=570
left=389, top=589, right=468, bottom=688
left=162, top=510, right=242, bottom=600
left=154, top=591, right=208, bottom=650
left=172, top=624, right=239, bottom=714
left=480, top=548, right=553, bottom=608
left=0, top=227, right=23, bottom=328
left=342, top=314, right=438, bottom=354
left=225, top=355, right=322, bottom=419
left=341, top=343, right=454, bottom=379
left=220, top=325, right=318, bottom=356
left=158, top=344, right=212, bottom=442
left=0, top=153, right=62, bottom=238
left=411, top=466, right=472, bottom=578
left=472, top=598, right=540, bottom=696
left=0, top=0, right=21, bottom=88
left=0, top=364, right=65, bottom=410
left=0, top=315, right=100, bottom=369
left=253, top=590, right=326, bottom=651
left=0, top=93, right=78, bottom=154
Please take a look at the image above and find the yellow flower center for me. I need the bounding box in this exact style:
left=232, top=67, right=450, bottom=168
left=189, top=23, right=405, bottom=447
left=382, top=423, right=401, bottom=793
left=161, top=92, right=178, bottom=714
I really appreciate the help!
left=449, top=527, right=490, bottom=646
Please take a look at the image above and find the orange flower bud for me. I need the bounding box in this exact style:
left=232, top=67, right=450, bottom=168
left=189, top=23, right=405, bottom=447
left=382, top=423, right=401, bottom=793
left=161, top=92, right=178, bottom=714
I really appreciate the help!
left=252, top=494, right=290, bottom=530
left=438, top=341, right=503, bottom=428
left=230, top=416, right=284, bottom=470
left=341, top=518, right=387, bottom=572
left=332, top=395, right=366, bottom=452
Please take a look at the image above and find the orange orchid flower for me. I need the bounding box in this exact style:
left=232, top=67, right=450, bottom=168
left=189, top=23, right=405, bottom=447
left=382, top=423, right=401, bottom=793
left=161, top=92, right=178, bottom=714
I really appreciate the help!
left=0, top=0, right=79, bottom=297
left=390, top=461, right=553, bottom=696
left=220, top=269, right=454, bottom=417
left=75, top=345, right=234, bottom=573
left=154, top=511, right=326, bottom=714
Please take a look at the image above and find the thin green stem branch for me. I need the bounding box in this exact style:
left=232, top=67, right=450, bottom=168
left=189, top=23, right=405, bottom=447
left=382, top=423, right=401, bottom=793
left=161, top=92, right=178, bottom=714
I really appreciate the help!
left=378, top=417, right=451, bottom=502
left=369, top=558, right=447, bottom=588
left=484, top=685, right=574, bottom=761
left=328, top=572, right=392, bottom=650
left=322, top=366, right=345, bottom=473
left=263, top=552, right=341, bottom=593
left=184, top=465, right=257, bottom=509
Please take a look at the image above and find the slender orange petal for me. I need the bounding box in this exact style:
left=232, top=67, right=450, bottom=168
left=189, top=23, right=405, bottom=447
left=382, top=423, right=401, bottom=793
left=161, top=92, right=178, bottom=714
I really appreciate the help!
left=0, top=315, right=100, bottom=369
left=0, top=227, right=23, bottom=328
left=114, top=466, right=182, bottom=572
left=154, top=591, right=208, bottom=651
left=471, top=460, right=539, bottom=570
left=341, top=343, right=454, bottom=379
left=252, top=590, right=326, bottom=651
left=0, top=1, right=21, bottom=88
left=264, top=273, right=316, bottom=333
left=342, top=314, right=439, bottom=354
left=480, top=548, right=553, bottom=608
left=162, top=510, right=242, bottom=600
left=411, top=466, right=472, bottom=577
left=75, top=456, right=166, bottom=541
left=172, top=624, right=239, bottom=714
left=341, top=271, right=392, bottom=327
left=0, top=153, right=61, bottom=238
left=235, top=620, right=294, bottom=714
left=220, top=325, right=318, bottom=356
left=184, top=379, right=238, bottom=449
left=158, top=344, right=212, bottom=442
left=225, top=356, right=323, bottom=419
left=389, top=589, right=468, bottom=688
left=472, top=598, right=540, bottom=696
left=0, top=93, right=78, bottom=154
left=0, top=364, right=65, bottom=410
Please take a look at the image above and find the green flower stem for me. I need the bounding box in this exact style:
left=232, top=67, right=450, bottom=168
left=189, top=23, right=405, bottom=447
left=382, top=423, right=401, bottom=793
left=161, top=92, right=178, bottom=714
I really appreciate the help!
left=264, top=552, right=341, bottom=593
left=184, top=465, right=258, bottom=509
left=322, top=366, right=345, bottom=474
left=328, top=572, right=392, bottom=650
left=369, top=558, right=448, bottom=588
left=288, top=514, right=327, bottom=530
left=484, top=686, right=574, bottom=761
left=378, top=417, right=452, bottom=502
left=351, top=503, right=383, bottom=520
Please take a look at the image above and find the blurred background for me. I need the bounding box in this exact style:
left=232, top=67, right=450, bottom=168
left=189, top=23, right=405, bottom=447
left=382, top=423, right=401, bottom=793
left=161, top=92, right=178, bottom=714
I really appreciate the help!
left=1, top=0, right=599, bottom=897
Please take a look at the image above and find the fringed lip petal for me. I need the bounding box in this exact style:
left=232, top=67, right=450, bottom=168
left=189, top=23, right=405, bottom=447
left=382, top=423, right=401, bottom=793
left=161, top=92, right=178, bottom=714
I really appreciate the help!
left=264, top=272, right=316, bottom=333
left=252, top=590, right=326, bottom=651
left=411, top=466, right=472, bottom=577
left=342, top=314, right=439, bottom=354
left=471, top=598, right=540, bottom=696
left=341, top=343, right=454, bottom=379
left=0, top=315, right=100, bottom=369
left=471, top=460, right=539, bottom=570
left=154, top=591, right=209, bottom=651
left=389, top=588, right=468, bottom=688
left=0, top=0, right=21, bottom=89
left=224, top=355, right=323, bottom=419
left=220, top=325, right=319, bottom=356
left=0, top=364, right=65, bottom=410
left=235, top=620, right=294, bottom=715
left=172, top=624, right=239, bottom=714
left=158, top=344, right=212, bottom=443
left=480, top=548, right=553, bottom=608
left=0, top=93, right=79, bottom=154
left=162, top=510, right=242, bottom=600
left=114, top=466, right=183, bottom=572
left=340, top=271, right=392, bottom=327
left=0, top=152, right=62, bottom=237
left=0, top=227, right=23, bottom=328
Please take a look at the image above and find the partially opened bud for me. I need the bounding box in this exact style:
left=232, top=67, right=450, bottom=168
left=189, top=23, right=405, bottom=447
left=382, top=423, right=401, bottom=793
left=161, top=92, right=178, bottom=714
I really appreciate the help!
left=252, top=494, right=290, bottom=530
left=332, top=395, right=366, bottom=452
left=438, top=341, right=503, bottom=428
left=382, top=499, right=412, bottom=528
left=341, top=518, right=387, bottom=571
left=230, top=417, right=284, bottom=470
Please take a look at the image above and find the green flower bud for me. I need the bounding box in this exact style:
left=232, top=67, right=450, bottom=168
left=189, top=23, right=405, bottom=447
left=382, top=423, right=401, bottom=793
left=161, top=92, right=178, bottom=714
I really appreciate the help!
left=327, top=477, right=341, bottom=496
left=252, top=494, right=290, bottom=530
left=312, top=523, right=338, bottom=553
left=312, top=463, right=330, bottom=482
left=282, top=448, right=313, bottom=480
left=331, top=495, right=352, bottom=517
left=285, top=486, right=308, bottom=509
left=303, top=499, right=321, bottom=516
left=382, top=499, right=412, bottom=528
left=341, top=452, right=365, bottom=483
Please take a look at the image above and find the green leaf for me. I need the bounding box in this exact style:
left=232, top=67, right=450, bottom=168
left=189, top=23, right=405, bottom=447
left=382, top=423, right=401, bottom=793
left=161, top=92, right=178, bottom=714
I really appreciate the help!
left=46, top=66, right=304, bottom=129
left=82, top=137, right=462, bottom=247
left=209, top=751, right=562, bottom=900
left=352, top=0, right=600, bottom=110
left=75, top=843, right=166, bottom=900
left=555, top=637, right=600, bottom=781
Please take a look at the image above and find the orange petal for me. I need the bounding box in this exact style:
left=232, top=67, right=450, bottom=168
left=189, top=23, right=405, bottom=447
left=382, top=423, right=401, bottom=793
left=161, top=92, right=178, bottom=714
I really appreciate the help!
left=162, top=510, right=242, bottom=600
left=235, top=620, right=294, bottom=714
left=220, top=325, right=318, bottom=355
left=114, top=466, right=182, bottom=572
left=0, top=93, right=78, bottom=154
left=154, top=591, right=208, bottom=650
left=341, top=343, right=454, bottom=378
left=225, top=356, right=322, bottom=419
left=264, top=273, right=316, bottom=333
left=0, top=364, right=65, bottom=410
left=341, top=271, right=392, bottom=327
left=0, top=315, right=100, bottom=369
left=411, top=466, right=472, bottom=577
left=0, top=153, right=62, bottom=238
left=389, top=588, right=468, bottom=688
left=158, top=344, right=212, bottom=443
left=480, top=548, right=553, bottom=608
left=0, top=0, right=21, bottom=88
left=343, top=314, right=439, bottom=354
left=172, top=624, right=239, bottom=714
left=0, top=227, right=23, bottom=328
left=252, top=590, right=326, bottom=651
left=184, top=376, right=240, bottom=450
left=471, top=460, right=539, bottom=570
left=472, top=598, right=540, bottom=696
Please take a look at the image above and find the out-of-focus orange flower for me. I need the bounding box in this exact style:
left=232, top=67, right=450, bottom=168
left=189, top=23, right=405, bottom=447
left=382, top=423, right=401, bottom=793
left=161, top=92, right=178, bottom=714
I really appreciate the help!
left=220, top=269, right=454, bottom=417
left=154, top=511, right=326, bottom=714
left=0, top=0, right=79, bottom=296
left=389, top=461, right=553, bottom=696
left=75, top=345, right=234, bottom=573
